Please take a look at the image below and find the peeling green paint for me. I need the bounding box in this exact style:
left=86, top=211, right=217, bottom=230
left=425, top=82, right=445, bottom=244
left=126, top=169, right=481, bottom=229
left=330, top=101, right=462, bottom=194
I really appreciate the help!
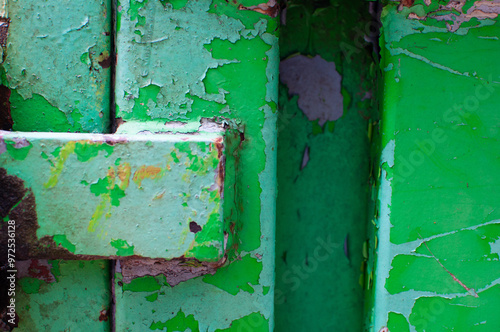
left=150, top=309, right=199, bottom=331
left=53, top=234, right=77, bottom=253
left=111, top=238, right=135, bottom=256
left=4, top=138, right=32, bottom=160
left=368, top=2, right=500, bottom=331
left=202, top=254, right=263, bottom=295
left=113, top=0, right=277, bottom=329
left=214, top=312, right=269, bottom=332
left=0, top=131, right=226, bottom=260
left=4, top=0, right=112, bottom=132
left=123, top=275, right=163, bottom=292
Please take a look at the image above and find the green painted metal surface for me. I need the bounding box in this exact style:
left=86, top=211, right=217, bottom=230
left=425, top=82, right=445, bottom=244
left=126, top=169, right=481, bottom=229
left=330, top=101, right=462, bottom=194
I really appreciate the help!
left=367, top=1, right=500, bottom=331
left=1, top=0, right=112, bottom=133
left=14, top=260, right=112, bottom=331
left=0, top=130, right=226, bottom=260
left=275, top=0, right=376, bottom=331
left=113, top=0, right=278, bottom=330
left=0, top=1, right=113, bottom=330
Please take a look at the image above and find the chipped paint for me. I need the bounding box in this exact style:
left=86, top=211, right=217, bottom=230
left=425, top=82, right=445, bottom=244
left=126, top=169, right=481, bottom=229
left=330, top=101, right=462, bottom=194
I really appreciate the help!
left=367, top=2, right=500, bottom=331
left=280, top=54, right=344, bottom=126
left=3, top=0, right=112, bottom=132
left=0, top=130, right=227, bottom=261
left=113, top=0, right=278, bottom=330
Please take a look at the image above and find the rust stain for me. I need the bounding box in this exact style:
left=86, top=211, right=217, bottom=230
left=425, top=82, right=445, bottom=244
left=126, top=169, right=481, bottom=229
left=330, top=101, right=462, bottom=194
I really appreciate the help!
left=214, top=142, right=225, bottom=198
left=0, top=85, right=12, bottom=130
left=27, top=260, right=53, bottom=282
left=117, top=162, right=131, bottom=189
left=238, top=0, right=279, bottom=18
left=132, top=165, right=162, bottom=187
left=119, top=256, right=226, bottom=287
left=98, top=309, right=109, bottom=322
left=407, top=0, right=500, bottom=31
left=103, top=135, right=128, bottom=145
left=0, top=18, right=9, bottom=47
left=400, top=0, right=414, bottom=8
left=97, top=51, right=111, bottom=69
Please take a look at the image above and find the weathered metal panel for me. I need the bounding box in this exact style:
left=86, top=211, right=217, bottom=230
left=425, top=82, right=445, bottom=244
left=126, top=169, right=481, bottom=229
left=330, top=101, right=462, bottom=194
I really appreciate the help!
left=0, top=0, right=112, bottom=133
left=13, top=260, right=112, bottom=331
left=0, top=2, right=113, bottom=330
left=113, top=0, right=278, bottom=330
left=367, top=2, right=500, bottom=331
left=0, top=130, right=226, bottom=261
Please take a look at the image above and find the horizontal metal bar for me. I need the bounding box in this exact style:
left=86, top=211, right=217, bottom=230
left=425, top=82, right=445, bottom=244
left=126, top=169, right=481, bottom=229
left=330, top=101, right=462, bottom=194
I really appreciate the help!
left=0, top=130, right=226, bottom=261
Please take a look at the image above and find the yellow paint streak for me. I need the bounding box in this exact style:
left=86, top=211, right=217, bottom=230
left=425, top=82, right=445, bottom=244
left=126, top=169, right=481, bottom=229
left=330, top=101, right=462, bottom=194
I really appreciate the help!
left=88, top=194, right=111, bottom=232
left=44, top=142, right=76, bottom=188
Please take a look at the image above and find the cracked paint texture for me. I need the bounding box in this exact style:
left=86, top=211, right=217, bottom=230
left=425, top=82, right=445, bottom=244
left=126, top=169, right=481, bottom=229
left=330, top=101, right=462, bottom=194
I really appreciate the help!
left=3, top=0, right=112, bottom=133
left=114, top=0, right=278, bottom=330
left=367, top=1, right=500, bottom=331
left=0, top=130, right=225, bottom=260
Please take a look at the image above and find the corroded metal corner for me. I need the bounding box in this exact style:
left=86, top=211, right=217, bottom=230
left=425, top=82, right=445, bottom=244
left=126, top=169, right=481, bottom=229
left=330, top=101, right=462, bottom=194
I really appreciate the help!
left=0, top=129, right=230, bottom=262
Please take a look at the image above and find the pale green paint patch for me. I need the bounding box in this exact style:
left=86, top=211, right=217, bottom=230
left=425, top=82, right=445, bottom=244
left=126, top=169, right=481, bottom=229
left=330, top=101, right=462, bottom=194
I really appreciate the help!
left=5, top=0, right=112, bottom=132
left=115, top=0, right=244, bottom=122
left=0, top=130, right=226, bottom=260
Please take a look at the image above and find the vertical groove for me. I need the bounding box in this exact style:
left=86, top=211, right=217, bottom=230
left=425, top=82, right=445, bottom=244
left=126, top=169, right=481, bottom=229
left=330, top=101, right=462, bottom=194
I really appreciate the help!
left=110, top=260, right=116, bottom=332
left=110, top=0, right=117, bottom=133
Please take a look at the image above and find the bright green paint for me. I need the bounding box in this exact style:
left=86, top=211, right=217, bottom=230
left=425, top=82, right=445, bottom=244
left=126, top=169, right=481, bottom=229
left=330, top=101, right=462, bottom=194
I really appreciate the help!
left=111, top=238, right=135, bottom=256
left=387, top=312, right=410, bottom=332
left=150, top=310, right=199, bottom=331
left=10, top=91, right=79, bottom=132
left=4, top=138, right=32, bottom=160
left=368, top=2, right=500, bottom=331
left=203, top=254, right=263, bottom=295
left=214, top=312, right=269, bottom=332
left=113, top=0, right=277, bottom=330
left=53, top=234, right=77, bottom=253
left=123, top=276, right=163, bottom=292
